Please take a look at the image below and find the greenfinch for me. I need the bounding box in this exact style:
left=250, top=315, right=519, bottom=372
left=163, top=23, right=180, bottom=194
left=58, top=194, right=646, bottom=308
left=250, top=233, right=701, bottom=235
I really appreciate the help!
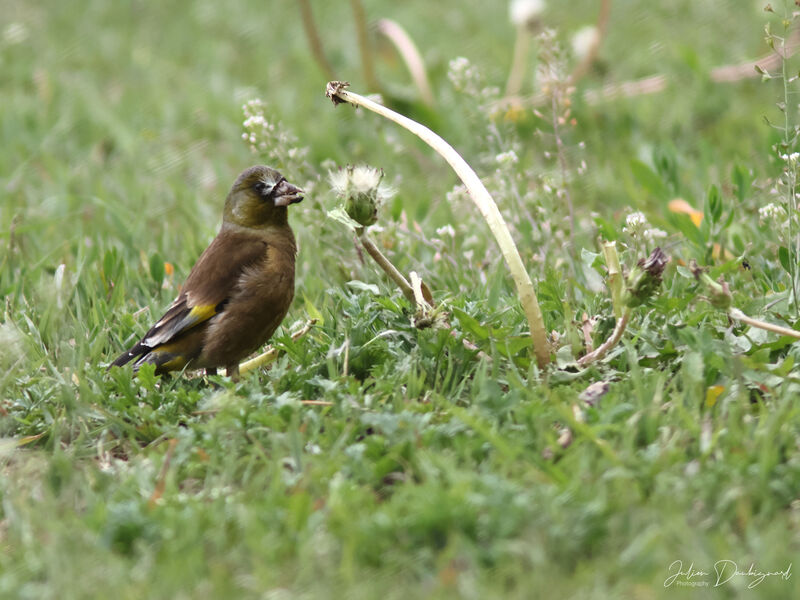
left=111, top=165, right=303, bottom=379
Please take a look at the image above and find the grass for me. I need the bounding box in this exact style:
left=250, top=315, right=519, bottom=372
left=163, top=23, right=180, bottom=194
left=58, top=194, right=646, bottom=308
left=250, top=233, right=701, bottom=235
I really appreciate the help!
left=2, top=0, right=800, bottom=597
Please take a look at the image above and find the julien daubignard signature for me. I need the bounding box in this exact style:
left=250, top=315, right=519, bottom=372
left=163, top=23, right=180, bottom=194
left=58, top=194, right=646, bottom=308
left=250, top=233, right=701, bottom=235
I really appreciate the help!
left=664, top=560, right=792, bottom=589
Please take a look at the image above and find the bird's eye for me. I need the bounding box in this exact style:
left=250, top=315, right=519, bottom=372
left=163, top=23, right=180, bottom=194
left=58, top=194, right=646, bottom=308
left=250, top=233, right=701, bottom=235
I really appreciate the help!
left=254, top=182, right=267, bottom=195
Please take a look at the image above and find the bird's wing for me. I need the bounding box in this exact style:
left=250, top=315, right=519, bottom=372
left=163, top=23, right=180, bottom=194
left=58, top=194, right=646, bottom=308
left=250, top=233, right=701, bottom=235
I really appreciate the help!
left=139, top=229, right=268, bottom=349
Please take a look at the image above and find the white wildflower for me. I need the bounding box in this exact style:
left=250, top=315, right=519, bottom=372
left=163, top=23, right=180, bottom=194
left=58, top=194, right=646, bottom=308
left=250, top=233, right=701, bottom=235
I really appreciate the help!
left=622, top=211, right=648, bottom=237
left=625, top=211, right=647, bottom=227
left=446, top=184, right=469, bottom=204
left=435, top=225, right=456, bottom=238
left=509, top=0, right=545, bottom=27
left=571, top=25, right=598, bottom=61
left=644, top=228, right=668, bottom=242
left=758, top=202, right=787, bottom=225
left=447, top=57, right=479, bottom=95
left=241, top=98, right=308, bottom=165
left=495, top=150, right=519, bottom=167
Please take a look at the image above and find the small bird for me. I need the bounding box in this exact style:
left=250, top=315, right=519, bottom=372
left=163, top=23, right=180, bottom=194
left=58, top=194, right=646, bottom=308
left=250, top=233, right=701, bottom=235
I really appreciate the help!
left=110, top=165, right=303, bottom=379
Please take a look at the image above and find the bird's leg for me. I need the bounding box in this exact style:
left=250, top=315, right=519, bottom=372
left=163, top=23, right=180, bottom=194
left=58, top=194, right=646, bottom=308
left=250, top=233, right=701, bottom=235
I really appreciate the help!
left=226, top=364, right=240, bottom=382
left=206, top=367, right=217, bottom=376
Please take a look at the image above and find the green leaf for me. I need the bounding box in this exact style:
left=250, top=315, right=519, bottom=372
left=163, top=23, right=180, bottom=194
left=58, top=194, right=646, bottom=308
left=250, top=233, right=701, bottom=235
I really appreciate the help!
left=149, top=252, right=164, bottom=286
left=630, top=159, right=668, bottom=199
left=732, top=164, right=751, bottom=202
left=135, top=363, right=158, bottom=392
left=704, top=184, right=722, bottom=225
left=346, top=280, right=380, bottom=295
left=303, top=293, right=324, bottom=326
left=778, top=246, right=792, bottom=273
left=327, top=206, right=362, bottom=231
left=452, top=307, right=489, bottom=340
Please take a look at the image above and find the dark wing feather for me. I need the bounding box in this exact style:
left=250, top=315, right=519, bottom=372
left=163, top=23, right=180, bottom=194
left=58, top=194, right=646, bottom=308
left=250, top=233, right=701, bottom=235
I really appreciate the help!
left=111, top=228, right=268, bottom=368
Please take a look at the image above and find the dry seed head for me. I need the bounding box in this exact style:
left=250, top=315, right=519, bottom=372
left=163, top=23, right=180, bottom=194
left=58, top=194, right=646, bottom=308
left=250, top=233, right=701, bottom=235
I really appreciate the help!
left=625, top=247, right=668, bottom=307
left=329, top=165, right=395, bottom=227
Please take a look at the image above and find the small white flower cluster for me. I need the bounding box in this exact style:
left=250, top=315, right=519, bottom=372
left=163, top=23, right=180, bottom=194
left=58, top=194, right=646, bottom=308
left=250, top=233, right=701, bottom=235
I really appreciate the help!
left=446, top=183, right=469, bottom=205
left=758, top=202, right=788, bottom=225
left=242, top=99, right=274, bottom=153
left=623, top=211, right=667, bottom=243
left=495, top=150, right=519, bottom=167
left=447, top=57, right=499, bottom=103
left=435, top=224, right=456, bottom=238
left=779, top=152, right=800, bottom=165
left=644, top=227, right=667, bottom=242
left=241, top=99, right=308, bottom=165
left=448, top=57, right=481, bottom=96
left=623, top=211, right=647, bottom=235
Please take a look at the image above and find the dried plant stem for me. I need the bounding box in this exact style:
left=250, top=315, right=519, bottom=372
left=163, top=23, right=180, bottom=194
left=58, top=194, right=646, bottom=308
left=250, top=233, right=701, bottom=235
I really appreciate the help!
left=298, top=0, right=335, bottom=80
left=350, top=0, right=381, bottom=92
left=603, top=241, right=623, bottom=318
left=326, top=82, right=551, bottom=368
left=409, top=271, right=432, bottom=309
left=577, top=309, right=630, bottom=366
left=358, top=228, right=416, bottom=303
left=239, top=319, right=317, bottom=374
left=377, top=19, right=435, bottom=106
left=498, top=28, right=800, bottom=109
left=505, top=25, right=532, bottom=98
left=729, top=308, right=800, bottom=340
left=569, top=0, right=612, bottom=84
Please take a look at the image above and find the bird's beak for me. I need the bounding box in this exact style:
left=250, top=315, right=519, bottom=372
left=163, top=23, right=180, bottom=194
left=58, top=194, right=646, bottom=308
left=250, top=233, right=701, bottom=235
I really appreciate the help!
left=273, top=179, right=304, bottom=207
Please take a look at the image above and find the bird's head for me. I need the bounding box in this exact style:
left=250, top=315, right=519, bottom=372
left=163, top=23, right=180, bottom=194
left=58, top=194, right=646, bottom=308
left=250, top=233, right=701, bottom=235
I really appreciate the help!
left=223, top=165, right=304, bottom=228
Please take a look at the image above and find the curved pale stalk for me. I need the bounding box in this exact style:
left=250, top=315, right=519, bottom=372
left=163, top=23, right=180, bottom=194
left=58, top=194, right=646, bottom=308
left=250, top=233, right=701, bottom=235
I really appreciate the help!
left=358, top=228, right=415, bottom=303
left=577, top=309, right=630, bottom=367
left=729, top=308, right=800, bottom=340
left=326, top=82, right=550, bottom=367
left=377, top=18, right=435, bottom=106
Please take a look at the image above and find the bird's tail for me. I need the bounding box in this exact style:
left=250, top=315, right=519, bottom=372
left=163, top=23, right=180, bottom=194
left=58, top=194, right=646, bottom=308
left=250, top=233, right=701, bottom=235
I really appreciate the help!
left=108, top=342, right=148, bottom=371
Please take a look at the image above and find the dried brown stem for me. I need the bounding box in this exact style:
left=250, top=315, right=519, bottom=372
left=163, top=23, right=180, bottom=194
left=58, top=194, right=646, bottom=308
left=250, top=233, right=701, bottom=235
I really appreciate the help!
left=577, top=309, right=630, bottom=367
left=358, top=228, right=415, bottom=303
left=498, top=28, right=800, bottom=109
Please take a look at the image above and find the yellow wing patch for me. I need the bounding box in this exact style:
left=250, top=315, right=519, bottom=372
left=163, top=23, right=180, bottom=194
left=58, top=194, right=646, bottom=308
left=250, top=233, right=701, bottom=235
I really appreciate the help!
left=187, top=304, right=217, bottom=322
left=145, top=302, right=219, bottom=347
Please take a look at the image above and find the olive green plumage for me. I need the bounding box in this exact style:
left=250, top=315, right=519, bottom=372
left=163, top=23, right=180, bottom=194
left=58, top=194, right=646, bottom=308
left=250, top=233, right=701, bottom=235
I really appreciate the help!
left=111, top=165, right=303, bottom=378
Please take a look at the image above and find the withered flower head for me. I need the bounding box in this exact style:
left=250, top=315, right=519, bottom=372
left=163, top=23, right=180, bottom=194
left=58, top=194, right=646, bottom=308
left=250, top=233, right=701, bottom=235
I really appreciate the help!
left=625, top=247, right=669, bottom=308
left=329, top=165, right=394, bottom=228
